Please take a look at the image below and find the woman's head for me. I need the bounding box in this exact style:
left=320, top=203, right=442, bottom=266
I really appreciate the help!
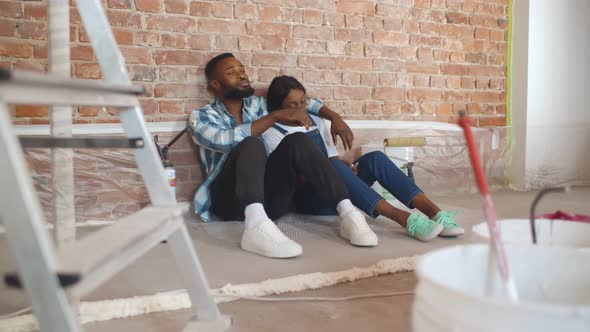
left=267, top=76, right=307, bottom=113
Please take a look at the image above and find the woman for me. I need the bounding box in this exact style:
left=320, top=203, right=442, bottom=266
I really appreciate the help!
left=262, top=76, right=463, bottom=242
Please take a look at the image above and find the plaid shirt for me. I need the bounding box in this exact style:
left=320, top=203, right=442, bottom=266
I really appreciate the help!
left=189, top=95, right=324, bottom=221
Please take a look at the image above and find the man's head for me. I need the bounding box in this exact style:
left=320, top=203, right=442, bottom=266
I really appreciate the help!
left=205, top=53, right=254, bottom=100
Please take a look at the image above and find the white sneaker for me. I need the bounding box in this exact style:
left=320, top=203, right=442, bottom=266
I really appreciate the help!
left=240, top=219, right=302, bottom=258
left=339, top=210, right=378, bottom=247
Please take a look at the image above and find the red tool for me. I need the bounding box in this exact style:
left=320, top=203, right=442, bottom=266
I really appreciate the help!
left=458, top=111, right=519, bottom=301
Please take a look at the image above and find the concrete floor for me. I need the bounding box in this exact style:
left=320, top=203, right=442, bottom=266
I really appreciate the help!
left=1, top=188, right=588, bottom=331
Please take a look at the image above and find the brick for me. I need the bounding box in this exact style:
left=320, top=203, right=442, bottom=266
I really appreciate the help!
left=159, top=66, right=185, bottom=82
left=335, top=28, right=364, bottom=42
left=383, top=18, right=403, bottom=31
left=303, top=10, right=323, bottom=25
left=472, top=91, right=501, bottom=103
left=341, top=72, right=360, bottom=85
left=107, top=10, right=141, bottom=28
left=159, top=100, right=185, bottom=114
left=155, top=83, right=205, bottom=98
left=261, top=37, right=284, bottom=51
left=120, top=47, right=151, bottom=64
left=419, top=102, right=436, bottom=115
left=383, top=101, right=401, bottom=115
left=24, top=3, right=46, bottom=19
left=154, top=50, right=203, bottom=65
left=324, top=12, right=344, bottom=27
left=345, top=15, right=363, bottom=28
left=490, top=78, right=504, bottom=90
left=286, top=39, right=325, bottom=54
left=258, top=5, right=281, bottom=21
left=109, top=0, right=132, bottom=8
left=75, top=63, right=102, bottom=79
left=113, top=29, right=134, bottom=45
left=189, top=1, right=211, bottom=16
left=186, top=67, right=206, bottom=83
left=15, top=105, right=48, bottom=117
left=235, top=4, right=257, bottom=19
left=430, top=75, right=445, bottom=88
left=399, top=47, right=417, bottom=60
left=0, top=41, right=32, bottom=58
left=470, top=15, right=498, bottom=27
left=199, top=19, right=245, bottom=34
left=211, top=2, right=233, bottom=18
left=129, top=65, right=156, bottom=81
left=406, top=61, right=438, bottom=74
left=376, top=4, right=409, bottom=19
left=325, top=41, right=345, bottom=55
left=0, top=2, right=22, bottom=18
left=136, top=31, right=160, bottom=47
left=441, top=63, right=470, bottom=76
left=471, top=65, right=501, bottom=76
left=361, top=73, right=378, bottom=86
left=442, top=91, right=470, bottom=102
left=338, top=58, right=372, bottom=71
left=336, top=0, right=375, bottom=15
left=475, top=78, right=490, bottom=89
left=14, top=59, right=44, bottom=72
left=381, top=46, right=399, bottom=58
left=433, top=50, right=449, bottom=61
left=373, top=31, right=408, bottom=46
left=410, top=35, right=443, bottom=48
left=363, top=102, right=383, bottom=115
left=364, top=44, right=381, bottom=57
left=436, top=103, right=453, bottom=116
left=214, top=35, right=238, bottom=50
left=420, top=22, right=440, bottom=35
left=135, top=0, right=162, bottom=12
left=296, top=56, right=337, bottom=71
left=187, top=35, right=211, bottom=50
left=346, top=42, right=364, bottom=57
left=294, top=26, right=332, bottom=40
left=257, top=68, right=279, bottom=82
left=165, top=0, right=187, bottom=13
left=0, top=19, right=16, bottom=37
left=413, top=74, right=430, bottom=87
left=17, top=21, right=46, bottom=40
left=238, top=36, right=261, bottom=51
left=475, top=28, right=490, bottom=40
left=321, top=71, right=341, bottom=84
left=373, top=59, right=404, bottom=72
left=334, top=87, right=371, bottom=100
left=418, top=47, right=433, bottom=61
left=373, top=87, right=403, bottom=100
left=450, top=51, right=465, bottom=63
left=247, top=22, right=289, bottom=37
left=490, top=29, right=504, bottom=41
left=282, top=8, right=302, bottom=22
left=71, top=45, right=95, bottom=61
left=364, top=16, right=383, bottom=30
left=404, top=21, right=420, bottom=34
left=446, top=11, right=469, bottom=25
left=303, top=69, right=322, bottom=83
left=78, top=106, right=103, bottom=117
left=411, top=8, right=445, bottom=23
left=253, top=54, right=296, bottom=67
left=408, top=88, right=441, bottom=101
left=161, top=33, right=186, bottom=48
left=446, top=76, right=462, bottom=89
left=477, top=116, right=506, bottom=127
left=146, top=14, right=196, bottom=33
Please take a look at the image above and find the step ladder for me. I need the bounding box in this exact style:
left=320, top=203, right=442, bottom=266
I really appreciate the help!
left=0, top=0, right=229, bottom=331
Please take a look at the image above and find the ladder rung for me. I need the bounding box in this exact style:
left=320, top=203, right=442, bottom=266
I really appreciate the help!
left=3, top=70, right=145, bottom=95
left=0, top=70, right=142, bottom=107
left=4, top=204, right=190, bottom=296
left=19, top=137, right=145, bottom=149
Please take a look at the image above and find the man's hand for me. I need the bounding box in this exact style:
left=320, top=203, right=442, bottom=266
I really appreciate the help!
left=273, top=108, right=312, bottom=128
left=330, top=115, right=354, bottom=150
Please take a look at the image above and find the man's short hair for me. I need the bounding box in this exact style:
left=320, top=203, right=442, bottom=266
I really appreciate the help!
left=205, top=53, right=234, bottom=81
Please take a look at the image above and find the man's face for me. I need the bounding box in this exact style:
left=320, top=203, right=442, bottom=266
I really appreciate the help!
left=210, top=57, right=254, bottom=99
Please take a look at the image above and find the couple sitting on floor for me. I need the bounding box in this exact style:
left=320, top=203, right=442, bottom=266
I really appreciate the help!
left=189, top=53, right=463, bottom=259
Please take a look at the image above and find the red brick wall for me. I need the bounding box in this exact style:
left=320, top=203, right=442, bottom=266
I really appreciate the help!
left=1, top=0, right=508, bottom=126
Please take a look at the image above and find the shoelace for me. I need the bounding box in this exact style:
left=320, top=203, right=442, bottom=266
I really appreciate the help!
left=436, top=211, right=459, bottom=227
left=407, top=216, right=431, bottom=235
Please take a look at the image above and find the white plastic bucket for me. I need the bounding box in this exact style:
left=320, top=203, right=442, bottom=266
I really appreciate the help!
left=472, top=219, right=590, bottom=248
left=413, top=244, right=590, bottom=332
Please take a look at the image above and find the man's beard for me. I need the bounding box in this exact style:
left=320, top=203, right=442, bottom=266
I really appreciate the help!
left=222, top=83, right=255, bottom=99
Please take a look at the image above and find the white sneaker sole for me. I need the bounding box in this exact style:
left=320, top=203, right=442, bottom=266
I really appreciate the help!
left=240, top=239, right=302, bottom=259
left=339, top=228, right=378, bottom=247
left=413, top=224, right=444, bottom=242
left=439, top=227, right=465, bottom=237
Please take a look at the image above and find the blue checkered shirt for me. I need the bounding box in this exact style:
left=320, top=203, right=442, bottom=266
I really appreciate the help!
left=189, top=95, right=324, bottom=221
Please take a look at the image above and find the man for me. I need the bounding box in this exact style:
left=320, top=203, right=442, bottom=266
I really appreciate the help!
left=189, top=53, right=377, bottom=259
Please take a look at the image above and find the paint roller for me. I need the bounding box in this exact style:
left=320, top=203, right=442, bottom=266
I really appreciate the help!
left=383, top=137, right=426, bottom=182
left=458, top=111, right=519, bottom=302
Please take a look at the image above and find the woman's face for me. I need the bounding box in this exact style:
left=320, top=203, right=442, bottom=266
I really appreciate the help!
left=280, top=89, right=307, bottom=111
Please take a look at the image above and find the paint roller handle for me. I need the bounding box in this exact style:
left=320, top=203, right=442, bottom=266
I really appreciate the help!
left=458, top=111, right=489, bottom=196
